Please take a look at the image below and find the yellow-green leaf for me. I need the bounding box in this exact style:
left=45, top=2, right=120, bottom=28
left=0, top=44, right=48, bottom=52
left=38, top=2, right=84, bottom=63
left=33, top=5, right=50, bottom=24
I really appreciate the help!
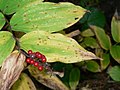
left=11, top=73, right=36, bottom=90
left=20, top=31, right=100, bottom=63
left=111, top=16, right=120, bottom=42
left=0, top=31, right=15, bottom=65
left=0, top=0, right=43, bottom=15
left=0, top=12, right=5, bottom=30
left=91, top=26, right=111, bottom=50
left=10, top=2, right=86, bottom=33
left=110, top=45, right=120, bottom=63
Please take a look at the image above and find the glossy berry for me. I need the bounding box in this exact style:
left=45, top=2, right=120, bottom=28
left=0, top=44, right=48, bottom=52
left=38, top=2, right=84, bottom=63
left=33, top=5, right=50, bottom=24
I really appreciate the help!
left=35, top=52, right=42, bottom=59
left=41, top=55, right=46, bottom=63
left=34, top=62, right=39, bottom=67
left=38, top=66, right=43, bottom=71
left=26, top=58, right=31, bottom=63
left=30, top=59, right=35, bottom=64
left=28, top=50, right=33, bottom=54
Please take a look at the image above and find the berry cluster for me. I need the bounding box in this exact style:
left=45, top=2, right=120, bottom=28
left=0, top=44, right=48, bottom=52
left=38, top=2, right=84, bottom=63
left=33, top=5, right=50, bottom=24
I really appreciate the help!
left=25, top=50, right=47, bottom=71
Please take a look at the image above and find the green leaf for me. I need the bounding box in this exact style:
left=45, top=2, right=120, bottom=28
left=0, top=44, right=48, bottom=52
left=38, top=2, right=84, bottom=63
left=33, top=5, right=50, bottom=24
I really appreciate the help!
left=11, top=73, right=36, bottom=90
left=10, top=2, right=86, bottom=33
left=91, top=26, right=111, bottom=50
left=83, top=37, right=99, bottom=48
left=0, top=31, right=15, bottom=65
left=108, top=66, right=120, bottom=81
left=69, top=67, right=80, bottom=90
left=86, top=60, right=101, bottom=72
left=87, top=10, right=106, bottom=28
left=0, top=0, right=43, bottom=15
left=20, top=31, right=100, bottom=63
left=0, top=12, right=5, bottom=30
left=111, top=16, right=120, bottom=42
left=101, top=53, right=110, bottom=70
left=81, top=29, right=94, bottom=37
left=110, top=45, right=120, bottom=63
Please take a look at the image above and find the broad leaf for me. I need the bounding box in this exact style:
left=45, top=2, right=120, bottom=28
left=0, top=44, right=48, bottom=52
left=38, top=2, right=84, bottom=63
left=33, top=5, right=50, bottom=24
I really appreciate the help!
left=10, top=2, right=86, bottom=33
left=0, top=31, right=15, bottom=65
left=11, top=73, right=36, bottom=90
left=110, top=45, right=120, bottom=63
left=20, top=31, right=100, bottom=63
left=81, top=29, right=94, bottom=37
left=91, top=26, right=111, bottom=50
left=0, top=12, right=5, bottom=30
left=108, top=66, right=120, bottom=81
left=111, top=16, right=120, bottom=42
left=0, top=50, right=25, bottom=90
left=87, top=9, right=106, bottom=28
left=28, top=65, right=69, bottom=90
left=83, top=37, right=99, bottom=48
left=0, top=0, right=43, bottom=15
left=86, top=60, right=101, bottom=72
left=101, top=53, right=110, bottom=70
left=69, top=68, right=80, bottom=90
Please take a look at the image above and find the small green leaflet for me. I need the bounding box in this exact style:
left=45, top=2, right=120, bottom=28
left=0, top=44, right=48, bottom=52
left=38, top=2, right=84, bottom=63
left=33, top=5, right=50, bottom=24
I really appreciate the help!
left=0, top=12, right=5, bottom=30
left=111, top=16, right=120, bottom=42
left=20, top=31, right=101, bottom=63
left=10, top=2, right=86, bottom=33
left=0, top=31, right=15, bottom=65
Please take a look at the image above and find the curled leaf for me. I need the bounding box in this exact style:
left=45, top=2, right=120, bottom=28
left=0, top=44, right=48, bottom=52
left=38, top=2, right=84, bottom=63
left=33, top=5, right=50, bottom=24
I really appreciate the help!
left=28, top=65, right=69, bottom=90
left=20, top=31, right=101, bottom=63
left=0, top=50, right=26, bottom=90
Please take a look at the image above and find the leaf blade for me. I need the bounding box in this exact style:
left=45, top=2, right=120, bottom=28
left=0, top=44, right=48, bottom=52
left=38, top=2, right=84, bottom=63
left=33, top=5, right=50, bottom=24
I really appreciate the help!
left=0, top=31, right=15, bottom=65
left=20, top=31, right=100, bottom=63
left=10, top=2, right=86, bottom=33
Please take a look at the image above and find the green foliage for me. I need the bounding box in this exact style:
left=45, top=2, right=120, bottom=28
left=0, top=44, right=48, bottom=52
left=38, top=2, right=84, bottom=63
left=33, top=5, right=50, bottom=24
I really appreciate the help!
left=0, top=0, right=120, bottom=89
left=101, top=53, right=110, bottom=70
left=0, top=12, right=5, bottom=30
left=20, top=31, right=99, bottom=63
left=86, top=60, right=100, bottom=72
left=69, top=67, right=80, bottom=90
left=0, top=0, right=43, bottom=15
left=110, top=45, right=120, bottom=63
left=108, top=66, right=120, bottom=81
left=111, top=16, right=120, bottom=42
left=10, top=2, right=86, bottom=33
left=0, top=31, right=15, bottom=65
left=91, top=26, right=111, bottom=50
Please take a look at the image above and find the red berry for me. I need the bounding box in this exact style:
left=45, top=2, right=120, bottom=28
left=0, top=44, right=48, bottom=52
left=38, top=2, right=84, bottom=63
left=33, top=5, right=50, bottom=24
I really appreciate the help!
left=28, top=50, right=33, bottom=54
left=30, top=53, right=36, bottom=59
left=34, top=62, right=39, bottom=67
left=35, top=52, right=42, bottom=58
left=30, top=59, right=35, bottom=64
left=38, top=66, right=43, bottom=71
left=41, top=55, right=46, bottom=63
left=26, top=58, right=31, bottom=63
